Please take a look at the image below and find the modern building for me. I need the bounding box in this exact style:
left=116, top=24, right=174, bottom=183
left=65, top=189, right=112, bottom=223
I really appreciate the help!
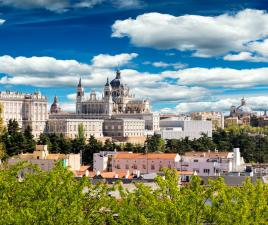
left=181, top=148, right=245, bottom=176
left=157, top=118, right=212, bottom=140
left=0, top=91, right=48, bottom=137
left=8, top=145, right=81, bottom=172
left=112, top=153, right=180, bottom=174
left=190, top=112, right=224, bottom=130
left=46, top=118, right=104, bottom=139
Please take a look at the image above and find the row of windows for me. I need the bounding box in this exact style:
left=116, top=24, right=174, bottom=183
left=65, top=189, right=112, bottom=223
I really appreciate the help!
left=115, top=164, right=173, bottom=170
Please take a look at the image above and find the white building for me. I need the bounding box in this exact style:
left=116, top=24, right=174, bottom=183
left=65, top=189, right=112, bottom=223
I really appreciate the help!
left=181, top=148, right=245, bottom=176
left=0, top=91, right=48, bottom=137
left=46, top=118, right=104, bottom=139
left=8, top=145, right=81, bottom=172
left=93, top=151, right=120, bottom=172
left=157, top=118, right=212, bottom=140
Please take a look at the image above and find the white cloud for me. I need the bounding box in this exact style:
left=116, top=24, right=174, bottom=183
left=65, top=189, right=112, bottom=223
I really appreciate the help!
left=0, top=0, right=70, bottom=12
left=175, top=96, right=268, bottom=113
left=0, top=19, right=5, bottom=25
left=113, top=0, right=143, bottom=9
left=60, top=103, right=76, bottom=112
left=146, top=61, right=187, bottom=69
left=74, top=0, right=104, bottom=8
left=0, top=54, right=141, bottom=87
left=0, top=0, right=143, bottom=12
left=91, top=53, right=138, bottom=68
left=152, top=61, right=169, bottom=68
left=134, top=84, right=210, bottom=102
left=224, top=52, right=254, bottom=61
left=112, top=9, right=268, bottom=57
left=161, top=67, right=268, bottom=88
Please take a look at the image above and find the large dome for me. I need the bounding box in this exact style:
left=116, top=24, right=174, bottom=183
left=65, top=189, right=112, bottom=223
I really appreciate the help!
left=237, top=98, right=252, bottom=115
left=110, top=70, right=122, bottom=88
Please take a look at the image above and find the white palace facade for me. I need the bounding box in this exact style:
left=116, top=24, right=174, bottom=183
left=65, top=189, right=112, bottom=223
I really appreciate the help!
left=0, top=91, right=48, bottom=137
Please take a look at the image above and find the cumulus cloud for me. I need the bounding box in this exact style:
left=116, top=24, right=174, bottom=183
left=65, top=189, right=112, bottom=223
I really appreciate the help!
left=134, top=84, right=210, bottom=102
left=112, top=9, right=268, bottom=58
left=0, top=0, right=70, bottom=12
left=0, top=19, right=5, bottom=25
left=175, top=96, right=268, bottom=113
left=0, top=0, right=143, bottom=12
left=161, top=67, right=268, bottom=89
left=91, top=53, right=138, bottom=68
left=0, top=54, right=140, bottom=87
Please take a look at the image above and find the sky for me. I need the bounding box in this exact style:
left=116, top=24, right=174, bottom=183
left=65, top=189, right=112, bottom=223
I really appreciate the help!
left=0, top=0, right=268, bottom=113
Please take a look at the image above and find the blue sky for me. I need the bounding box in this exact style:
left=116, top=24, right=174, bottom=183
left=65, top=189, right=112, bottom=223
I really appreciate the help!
left=0, top=0, right=268, bottom=113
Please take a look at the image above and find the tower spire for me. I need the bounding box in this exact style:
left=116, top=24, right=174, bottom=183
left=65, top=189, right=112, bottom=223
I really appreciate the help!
left=78, top=77, right=82, bottom=87
left=116, top=69, right=121, bottom=79
left=105, top=77, right=110, bottom=86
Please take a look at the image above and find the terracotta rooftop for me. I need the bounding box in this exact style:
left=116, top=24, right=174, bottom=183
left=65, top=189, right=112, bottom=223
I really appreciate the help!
left=114, top=153, right=178, bottom=159
left=184, top=151, right=231, bottom=158
left=176, top=171, right=194, bottom=175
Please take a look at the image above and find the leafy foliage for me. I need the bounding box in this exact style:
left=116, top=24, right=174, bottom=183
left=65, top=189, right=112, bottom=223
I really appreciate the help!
left=0, top=165, right=267, bottom=224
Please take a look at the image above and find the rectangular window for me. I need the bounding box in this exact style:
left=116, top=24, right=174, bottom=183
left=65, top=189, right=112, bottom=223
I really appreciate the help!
left=125, top=164, right=129, bottom=169
left=193, top=159, right=198, bottom=162
left=151, top=164, right=155, bottom=170
left=204, top=169, right=210, bottom=174
left=133, top=164, right=137, bottom=169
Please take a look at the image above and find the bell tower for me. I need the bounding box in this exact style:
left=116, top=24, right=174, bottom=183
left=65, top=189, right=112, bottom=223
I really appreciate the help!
left=104, top=77, right=113, bottom=117
left=76, top=78, right=84, bottom=114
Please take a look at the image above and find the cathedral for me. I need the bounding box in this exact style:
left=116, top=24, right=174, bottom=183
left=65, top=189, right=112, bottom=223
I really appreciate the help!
left=76, top=70, right=151, bottom=118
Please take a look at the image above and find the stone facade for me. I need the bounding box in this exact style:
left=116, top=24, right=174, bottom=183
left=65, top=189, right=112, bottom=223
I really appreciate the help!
left=190, top=111, right=224, bottom=130
left=46, top=118, right=103, bottom=139
left=76, top=71, right=151, bottom=117
left=103, top=118, right=145, bottom=138
left=0, top=91, right=48, bottom=137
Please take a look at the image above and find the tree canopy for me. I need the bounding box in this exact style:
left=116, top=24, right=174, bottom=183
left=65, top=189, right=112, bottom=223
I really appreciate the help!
left=0, top=164, right=267, bottom=224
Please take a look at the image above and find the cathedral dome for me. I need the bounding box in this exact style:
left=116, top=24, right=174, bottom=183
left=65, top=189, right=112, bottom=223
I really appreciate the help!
left=110, top=70, right=121, bottom=88
left=237, top=98, right=252, bottom=116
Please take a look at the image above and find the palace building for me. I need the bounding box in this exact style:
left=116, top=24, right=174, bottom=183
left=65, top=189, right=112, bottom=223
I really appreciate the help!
left=48, top=70, right=160, bottom=141
left=0, top=91, right=48, bottom=137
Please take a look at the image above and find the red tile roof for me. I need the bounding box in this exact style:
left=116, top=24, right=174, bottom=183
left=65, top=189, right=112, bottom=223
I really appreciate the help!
left=114, top=153, right=178, bottom=160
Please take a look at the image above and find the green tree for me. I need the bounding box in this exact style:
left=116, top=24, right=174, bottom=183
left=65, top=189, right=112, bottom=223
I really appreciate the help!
left=2, top=119, right=25, bottom=156
left=145, top=134, right=165, bottom=152
left=23, top=125, right=36, bottom=153
left=0, top=104, right=5, bottom=162
left=83, top=135, right=102, bottom=165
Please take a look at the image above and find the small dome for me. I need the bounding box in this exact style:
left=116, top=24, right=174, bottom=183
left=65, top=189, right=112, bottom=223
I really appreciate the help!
left=50, top=96, right=61, bottom=114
